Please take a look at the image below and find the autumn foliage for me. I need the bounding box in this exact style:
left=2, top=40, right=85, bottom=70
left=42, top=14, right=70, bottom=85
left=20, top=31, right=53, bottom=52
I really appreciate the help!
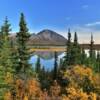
left=4, top=79, right=43, bottom=100
left=4, top=65, right=100, bottom=100
left=61, top=65, right=100, bottom=100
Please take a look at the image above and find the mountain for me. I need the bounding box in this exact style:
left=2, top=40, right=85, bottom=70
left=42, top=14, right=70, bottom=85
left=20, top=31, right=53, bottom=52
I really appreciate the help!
left=29, top=29, right=67, bottom=45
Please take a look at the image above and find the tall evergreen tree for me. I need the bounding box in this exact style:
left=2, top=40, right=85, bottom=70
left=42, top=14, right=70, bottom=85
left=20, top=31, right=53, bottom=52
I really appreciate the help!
left=35, top=56, right=41, bottom=73
left=0, top=17, right=13, bottom=73
left=74, top=32, right=78, bottom=46
left=53, top=52, right=58, bottom=80
left=88, top=34, right=96, bottom=69
left=0, top=17, right=13, bottom=68
left=67, top=28, right=71, bottom=45
left=89, top=34, right=95, bottom=58
left=80, top=46, right=87, bottom=65
left=66, top=29, right=72, bottom=65
left=63, top=29, right=72, bottom=68
left=0, top=17, right=14, bottom=99
left=16, top=13, right=31, bottom=79
left=59, top=58, right=63, bottom=70
left=96, top=51, right=100, bottom=73
left=71, top=32, right=81, bottom=65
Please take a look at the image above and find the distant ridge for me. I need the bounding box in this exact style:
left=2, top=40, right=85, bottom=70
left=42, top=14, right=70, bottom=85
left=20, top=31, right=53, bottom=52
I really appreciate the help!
left=8, top=30, right=100, bottom=49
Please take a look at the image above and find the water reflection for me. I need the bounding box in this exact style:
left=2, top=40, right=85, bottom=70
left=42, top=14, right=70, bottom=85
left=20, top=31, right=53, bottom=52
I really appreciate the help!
left=29, top=50, right=97, bottom=70
left=29, top=51, right=65, bottom=70
left=32, top=51, right=64, bottom=59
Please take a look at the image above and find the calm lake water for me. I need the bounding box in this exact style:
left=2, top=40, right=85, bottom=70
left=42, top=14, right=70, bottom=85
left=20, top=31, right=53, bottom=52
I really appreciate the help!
left=29, top=50, right=97, bottom=70
left=29, top=52, right=65, bottom=70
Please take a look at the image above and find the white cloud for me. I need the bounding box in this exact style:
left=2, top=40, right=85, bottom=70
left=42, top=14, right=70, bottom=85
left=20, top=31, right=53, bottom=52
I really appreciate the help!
left=85, top=21, right=100, bottom=27
left=73, top=26, right=100, bottom=44
left=56, top=25, right=100, bottom=44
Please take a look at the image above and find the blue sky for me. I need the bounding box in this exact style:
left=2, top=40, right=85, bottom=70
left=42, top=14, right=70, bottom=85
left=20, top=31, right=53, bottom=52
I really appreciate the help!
left=0, top=0, right=100, bottom=43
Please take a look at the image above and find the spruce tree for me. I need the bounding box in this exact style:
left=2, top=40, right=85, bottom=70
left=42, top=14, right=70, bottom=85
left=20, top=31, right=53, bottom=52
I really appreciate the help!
left=80, top=47, right=87, bottom=65
left=63, top=29, right=72, bottom=68
left=59, top=58, right=63, bottom=70
left=53, top=52, right=58, bottom=80
left=0, top=17, right=13, bottom=69
left=67, top=29, right=72, bottom=65
left=16, top=13, right=31, bottom=79
left=89, top=34, right=96, bottom=61
left=0, top=17, right=14, bottom=99
left=88, top=34, right=96, bottom=70
left=89, top=34, right=95, bottom=58
left=96, top=51, right=100, bottom=73
left=73, top=32, right=78, bottom=46
left=0, top=17, right=13, bottom=74
left=67, top=29, right=71, bottom=45
left=35, top=56, right=41, bottom=73
left=71, top=32, right=81, bottom=65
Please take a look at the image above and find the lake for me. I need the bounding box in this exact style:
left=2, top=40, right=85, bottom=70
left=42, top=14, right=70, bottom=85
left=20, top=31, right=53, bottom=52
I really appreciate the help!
left=29, top=51, right=65, bottom=70
left=29, top=50, right=97, bottom=70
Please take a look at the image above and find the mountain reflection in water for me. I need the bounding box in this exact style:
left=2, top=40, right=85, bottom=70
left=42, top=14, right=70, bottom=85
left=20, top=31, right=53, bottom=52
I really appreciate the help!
left=29, top=51, right=65, bottom=70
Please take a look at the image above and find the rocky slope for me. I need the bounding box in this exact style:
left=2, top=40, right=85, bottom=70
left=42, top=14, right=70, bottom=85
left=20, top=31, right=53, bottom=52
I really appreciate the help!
left=29, top=29, right=67, bottom=45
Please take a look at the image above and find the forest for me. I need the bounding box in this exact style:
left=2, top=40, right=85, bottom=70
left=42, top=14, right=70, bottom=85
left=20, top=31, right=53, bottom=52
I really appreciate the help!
left=0, top=13, right=100, bottom=100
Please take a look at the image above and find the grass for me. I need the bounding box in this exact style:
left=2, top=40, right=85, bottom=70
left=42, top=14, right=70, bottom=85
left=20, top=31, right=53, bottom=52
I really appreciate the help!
left=29, top=46, right=66, bottom=52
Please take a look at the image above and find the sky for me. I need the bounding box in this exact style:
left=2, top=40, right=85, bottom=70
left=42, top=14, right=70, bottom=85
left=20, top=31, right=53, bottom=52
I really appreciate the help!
left=0, top=0, right=100, bottom=43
